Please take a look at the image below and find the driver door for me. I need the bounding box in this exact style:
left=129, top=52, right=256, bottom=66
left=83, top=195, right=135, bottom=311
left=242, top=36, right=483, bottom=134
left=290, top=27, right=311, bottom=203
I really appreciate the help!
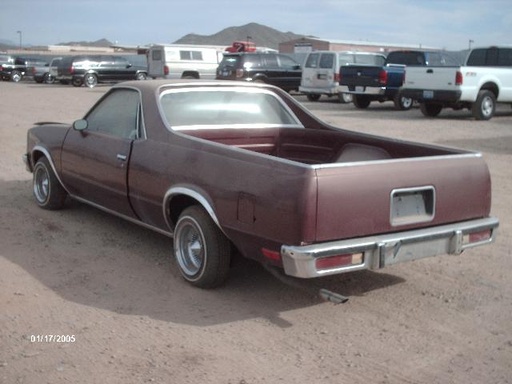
left=61, top=88, right=141, bottom=217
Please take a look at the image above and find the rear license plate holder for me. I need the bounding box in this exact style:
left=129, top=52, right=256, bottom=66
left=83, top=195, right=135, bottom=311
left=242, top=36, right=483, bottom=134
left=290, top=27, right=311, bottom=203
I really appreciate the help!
left=423, top=90, right=434, bottom=99
left=390, top=186, right=435, bottom=226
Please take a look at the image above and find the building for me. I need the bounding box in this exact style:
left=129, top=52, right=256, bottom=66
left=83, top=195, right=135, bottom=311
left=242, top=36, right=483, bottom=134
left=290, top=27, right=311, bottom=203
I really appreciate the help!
left=279, top=37, right=438, bottom=54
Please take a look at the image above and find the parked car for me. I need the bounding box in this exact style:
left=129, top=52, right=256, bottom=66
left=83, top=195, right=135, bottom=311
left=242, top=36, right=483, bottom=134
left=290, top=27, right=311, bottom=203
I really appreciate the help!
left=30, top=57, right=62, bottom=84
left=216, top=52, right=302, bottom=91
left=148, top=44, right=223, bottom=79
left=300, top=51, right=386, bottom=103
left=23, top=80, right=498, bottom=288
left=339, top=50, right=460, bottom=110
left=0, top=55, right=42, bottom=82
left=57, top=55, right=148, bottom=87
left=401, top=46, right=512, bottom=120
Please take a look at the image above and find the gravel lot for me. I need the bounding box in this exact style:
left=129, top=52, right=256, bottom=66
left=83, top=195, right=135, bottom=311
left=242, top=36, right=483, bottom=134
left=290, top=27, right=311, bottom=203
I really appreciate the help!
left=1, top=81, right=511, bottom=384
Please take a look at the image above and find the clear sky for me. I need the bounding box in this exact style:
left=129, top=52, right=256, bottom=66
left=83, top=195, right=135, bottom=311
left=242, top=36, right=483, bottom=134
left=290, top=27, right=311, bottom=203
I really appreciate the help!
left=1, top=0, right=511, bottom=50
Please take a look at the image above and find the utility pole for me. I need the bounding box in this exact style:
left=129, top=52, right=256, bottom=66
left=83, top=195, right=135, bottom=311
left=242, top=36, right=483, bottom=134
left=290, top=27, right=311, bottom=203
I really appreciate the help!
left=17, top=30, right=22, bottom=50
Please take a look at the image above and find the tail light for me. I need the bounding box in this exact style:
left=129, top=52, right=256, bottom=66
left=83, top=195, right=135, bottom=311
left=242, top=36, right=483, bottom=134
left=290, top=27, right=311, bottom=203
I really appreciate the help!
left=334, top=73, right=341, bottom=83
left=378, top=70, right=388, bottom=85
left=69, top=66, right=74, bottom=74
left=463, top=229, right=492, bottom=246
left=236, top=68, right=244, bottom=78
left=316, top=253, right=364, bottom=271
left=455, top=71, right=463, bottom=85
left=164, top=65, right=169, bottom=76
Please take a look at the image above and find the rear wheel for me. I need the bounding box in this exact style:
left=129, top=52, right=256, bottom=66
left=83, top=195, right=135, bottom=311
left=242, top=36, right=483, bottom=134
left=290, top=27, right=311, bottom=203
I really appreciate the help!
left=306, top=94, right=321, bottom=102
left=174, top=206, right=231, bottom=288
left=420, top=102, right=443, bottom=117
left=33, top=157, right=67, bottom=210
left=84, top=73, right=98, bottom=88
left=338, top=93, right=353, bottom=104
left=472, top=90, right=496, bottom=120
left=72, top=77, right=83, bottom=87
left=44, top=73, right=55, bottom=84
left=353, top=95, right=371, bottom=109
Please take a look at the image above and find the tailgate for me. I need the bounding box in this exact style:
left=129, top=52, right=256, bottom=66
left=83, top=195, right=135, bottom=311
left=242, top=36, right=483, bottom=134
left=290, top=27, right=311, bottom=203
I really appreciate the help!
left=313, top=154, right=491, bottom=242
left=339, top=65, right=382, bottom=87
left=404, top=67, right=459, bottom=90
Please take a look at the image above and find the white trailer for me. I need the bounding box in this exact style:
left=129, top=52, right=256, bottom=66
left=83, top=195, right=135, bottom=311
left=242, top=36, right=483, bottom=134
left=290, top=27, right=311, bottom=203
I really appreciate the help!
left=147, top=44, right=225, bottom=79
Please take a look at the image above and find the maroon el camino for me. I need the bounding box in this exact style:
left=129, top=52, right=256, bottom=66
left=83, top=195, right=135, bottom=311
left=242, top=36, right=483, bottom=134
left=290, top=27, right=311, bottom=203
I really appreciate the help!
left=23, top=80, right=499, bottom=289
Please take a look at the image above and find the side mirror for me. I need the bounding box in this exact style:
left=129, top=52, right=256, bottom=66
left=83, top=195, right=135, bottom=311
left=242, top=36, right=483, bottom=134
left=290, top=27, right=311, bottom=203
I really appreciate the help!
left=73, top=119, right=88, bottom=131
left=126, top=63, right=132, bottom=68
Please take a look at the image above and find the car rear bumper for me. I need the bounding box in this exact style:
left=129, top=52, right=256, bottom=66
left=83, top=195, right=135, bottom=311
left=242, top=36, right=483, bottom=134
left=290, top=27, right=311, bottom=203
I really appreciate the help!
left=281, top=217, right=499, bottom=278
left=338, top=85, right=385, bottom=95
left=400, top=89, right=462, bottom=103
left=299, top=85, right=340, bottom=95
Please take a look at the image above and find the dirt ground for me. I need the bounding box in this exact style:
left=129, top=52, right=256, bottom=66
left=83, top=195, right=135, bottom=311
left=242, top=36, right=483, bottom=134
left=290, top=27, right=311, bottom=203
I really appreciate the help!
left=1, top=81, right=511, bottom=384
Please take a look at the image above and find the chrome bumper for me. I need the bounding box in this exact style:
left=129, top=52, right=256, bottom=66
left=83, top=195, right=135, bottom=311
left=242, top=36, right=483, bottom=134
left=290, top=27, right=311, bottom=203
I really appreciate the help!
left=281, top=217, right=499, bottom=278
left=338, top=85, right=384, bottom=95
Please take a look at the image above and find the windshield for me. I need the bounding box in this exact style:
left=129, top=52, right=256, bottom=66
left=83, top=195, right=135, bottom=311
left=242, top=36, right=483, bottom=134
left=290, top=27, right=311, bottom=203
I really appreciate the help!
left=159, top=87, right=303, bottom=130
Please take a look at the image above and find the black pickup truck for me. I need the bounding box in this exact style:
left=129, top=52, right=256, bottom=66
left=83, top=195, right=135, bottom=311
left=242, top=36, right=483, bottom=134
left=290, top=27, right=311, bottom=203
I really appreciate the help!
left=338, top=50, right=461, bottom=110
left=0, top=55, right=45, bottom=82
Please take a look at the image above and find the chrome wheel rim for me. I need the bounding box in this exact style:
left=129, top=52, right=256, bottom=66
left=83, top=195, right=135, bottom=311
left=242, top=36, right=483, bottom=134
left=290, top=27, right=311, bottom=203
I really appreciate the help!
left=402, top=97, right=413, bottom=109
left=33, top=166, right=49, bottom=204
left=481, top=96, right=494, bottom=118
left=175, top=218, right=205, bottom=277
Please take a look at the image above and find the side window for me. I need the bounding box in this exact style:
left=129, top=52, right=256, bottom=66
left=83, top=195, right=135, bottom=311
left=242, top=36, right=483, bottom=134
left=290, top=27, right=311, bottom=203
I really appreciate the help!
left=498, top=49, right=512, bottom=66
left=179, top=51, right=203, bottom=60
left=264, top=54, right=279, bottom=68
left=467, top=49, right=487, bottom=66
left=319, top=53, right=335, bottom=69
left=152, top=50, right=162, bottom=61
left=278, top=55, right=299, bottom=69
left=305, top=53, right=320, bottom=68
left=85, top=89, right=140, bottom=139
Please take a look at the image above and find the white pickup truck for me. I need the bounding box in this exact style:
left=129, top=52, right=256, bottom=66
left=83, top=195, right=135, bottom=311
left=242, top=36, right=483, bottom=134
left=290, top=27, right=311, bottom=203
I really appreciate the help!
left=401, top=46, right=512, bottom=120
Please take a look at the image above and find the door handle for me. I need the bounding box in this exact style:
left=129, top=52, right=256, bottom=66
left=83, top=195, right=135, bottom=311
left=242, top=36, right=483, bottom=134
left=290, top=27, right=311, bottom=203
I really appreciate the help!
left=117, top=154, right=127, bottom=161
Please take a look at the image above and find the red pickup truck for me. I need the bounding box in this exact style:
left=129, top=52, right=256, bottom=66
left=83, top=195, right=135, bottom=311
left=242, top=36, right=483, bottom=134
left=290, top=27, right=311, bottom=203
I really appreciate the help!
left=23, top=80, right=499, bottom=288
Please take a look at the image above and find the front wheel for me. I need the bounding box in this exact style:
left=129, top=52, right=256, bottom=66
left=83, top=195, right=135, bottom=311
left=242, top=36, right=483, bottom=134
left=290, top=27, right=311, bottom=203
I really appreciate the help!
left=306, top=94, right=321, bottom=102
left=393, top=94, right=413, bottom=110
left=420, top=102, right=443, bottom=117
left=11, top=70, right=22, bottom=82
left=44, top=73, right=55, bottom=84
left=174, top=206, right=231, bottom=288
left=472, top=90, right=496, bottom=120
left=33, top=157, right=67, bottom=210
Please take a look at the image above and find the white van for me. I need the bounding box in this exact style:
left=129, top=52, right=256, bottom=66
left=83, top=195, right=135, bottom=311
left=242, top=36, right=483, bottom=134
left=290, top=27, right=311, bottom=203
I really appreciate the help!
left=299, top=51, right=386, bottom=103
left=148, top=44, right=224, bottom=79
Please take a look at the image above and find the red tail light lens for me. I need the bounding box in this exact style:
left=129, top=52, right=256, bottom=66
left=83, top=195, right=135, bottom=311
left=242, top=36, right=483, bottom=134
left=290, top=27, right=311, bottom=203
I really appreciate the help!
left=316, top=253, right=364, bottom=271
left=455, top=71, right=463, bottom=85
left=334, top=73, right=341, bottom=82
left=164, top=65, right=169, bottom=76
left=236, top=68, right=244, bottom=78
left=378, top=70, right=388, bottom=85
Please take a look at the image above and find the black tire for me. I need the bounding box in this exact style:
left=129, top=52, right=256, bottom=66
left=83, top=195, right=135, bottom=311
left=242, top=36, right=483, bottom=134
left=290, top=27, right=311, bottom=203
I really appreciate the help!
left=32, top=157, right=67, bottom=210
left=306, top=94, right=321, bottom=102
left=174, top=206, right=231, bottom=288
left=472, top=90, right=496, bottom=120
left=84, top=73, right=98, bottom=88
left=353, top=95, right=371, bottom=109
left=11, top=70, right=22, bottom=82
left=420, top=102, right=443, bottom=117
left=393, top=94, right=413, bottom=110
left=72, top=77, right=83, bottom=87
left=44, top=73, right=55, bottom=84
left=338, top=92, right=353, bottom=104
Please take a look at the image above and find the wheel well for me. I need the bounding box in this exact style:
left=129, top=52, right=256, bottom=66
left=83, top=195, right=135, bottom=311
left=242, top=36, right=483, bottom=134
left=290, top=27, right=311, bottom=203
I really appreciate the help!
left=167, top=194, right=201, bottom=229
left=481, top=82, right=499, bottom=98
left=181, top=71, right=199, bottom=79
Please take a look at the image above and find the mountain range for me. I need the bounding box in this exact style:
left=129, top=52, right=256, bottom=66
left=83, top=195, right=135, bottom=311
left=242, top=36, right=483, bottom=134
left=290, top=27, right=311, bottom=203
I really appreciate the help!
left=0, top=23, right=305, bottom=51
